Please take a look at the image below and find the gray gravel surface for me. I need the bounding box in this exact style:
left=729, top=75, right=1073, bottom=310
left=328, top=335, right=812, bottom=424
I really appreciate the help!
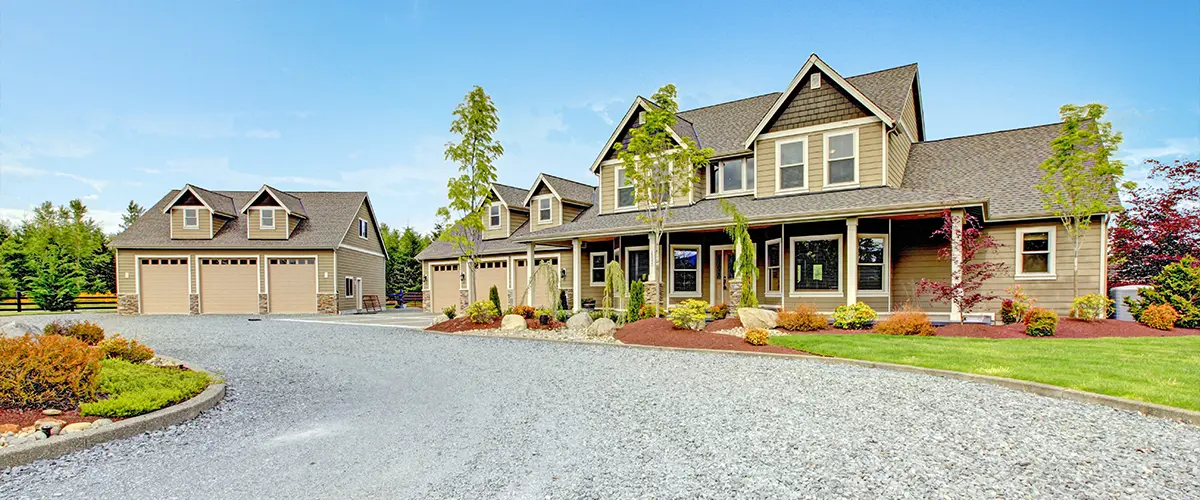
left=2, top=314, right=1198, bottom=499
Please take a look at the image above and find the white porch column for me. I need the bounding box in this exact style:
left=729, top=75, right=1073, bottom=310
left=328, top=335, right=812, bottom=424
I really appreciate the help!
left=949, top=209, right=965, bottom=322
left=846, top=217, right=859, bottom=306
left=526, top=243, right=536, bottom=306
left=571, top=238, right=582, bottom=311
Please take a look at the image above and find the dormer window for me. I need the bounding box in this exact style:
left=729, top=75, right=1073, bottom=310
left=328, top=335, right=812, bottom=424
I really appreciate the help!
left=637, top=111, right=646, bottom=125
left=708, top=158, right=756, bottom=195
left=260, top=209, right=275, bottom=229
left=488, top=203, right=502, bottom=228
left=183, top=208, right=199, bottom=229
left=537, top=197, right=552, bottom=223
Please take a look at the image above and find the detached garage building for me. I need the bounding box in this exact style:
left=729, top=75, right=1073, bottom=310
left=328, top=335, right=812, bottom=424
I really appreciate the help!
left=112, top=184, right=386, bottom=315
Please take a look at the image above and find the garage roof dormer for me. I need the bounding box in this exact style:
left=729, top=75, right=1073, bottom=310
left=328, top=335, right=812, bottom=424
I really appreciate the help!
left=239, top=184, right=309, bottom=219
left=161, top=184, right=237, bottom=217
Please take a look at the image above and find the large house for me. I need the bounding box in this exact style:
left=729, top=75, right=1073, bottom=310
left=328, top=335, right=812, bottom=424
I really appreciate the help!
left=112, top=184, right=386, bottom=315
left=416, top=54, right=1111, bottom=321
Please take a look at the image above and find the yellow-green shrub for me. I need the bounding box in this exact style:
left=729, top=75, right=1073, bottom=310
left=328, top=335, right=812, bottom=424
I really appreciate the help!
left=874, top=307, right=936, bottom=336
left=777, top=304, right=829, bottom=331
left=0, top=334, right=102, bottom=408
left=465, top=300, right=499, bottom=324
left=1140, top=303, right=1179, bottom=331
left=1024, top=307, right=1059, bottom=337
left=1069, top=294, right=1114, bottom=322
left=668, top=299, right=709, bottom=330
left=97, top=335, right=156, bottom=363
left=832, top=302, right=877, bottom=330
left=80, top=359, right=211, bottom=418
left=744, top=328, right=769, bottom=346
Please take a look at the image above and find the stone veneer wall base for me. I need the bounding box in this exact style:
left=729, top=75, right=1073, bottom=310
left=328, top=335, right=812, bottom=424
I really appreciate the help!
left=317, top=293, right=338, bottom=314
left=117, top=294, right=140, bottom=315
left=188, top=294, right=200, bottom=315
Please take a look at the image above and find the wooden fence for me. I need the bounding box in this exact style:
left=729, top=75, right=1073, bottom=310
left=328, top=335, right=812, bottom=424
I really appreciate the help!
left=0, top=292, right=118, bottom=313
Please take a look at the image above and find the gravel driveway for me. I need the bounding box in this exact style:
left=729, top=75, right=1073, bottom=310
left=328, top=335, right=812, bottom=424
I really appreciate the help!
left=2, top=314, right=1198, bottom=498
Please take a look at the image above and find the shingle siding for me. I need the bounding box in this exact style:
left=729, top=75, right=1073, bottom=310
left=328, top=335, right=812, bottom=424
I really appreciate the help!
left=766, top=69, right=870, bottom=133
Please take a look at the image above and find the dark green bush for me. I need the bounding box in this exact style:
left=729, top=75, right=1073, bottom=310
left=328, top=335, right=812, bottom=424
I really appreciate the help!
left=1126, top=256, right=1200, bottom=328
left=629, top=280, right=645, bottom=321
left=488, top=286, right=502, bottom=316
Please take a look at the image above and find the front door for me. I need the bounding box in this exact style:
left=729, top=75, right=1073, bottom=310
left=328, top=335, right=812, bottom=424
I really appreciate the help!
left=713, top=248, right=736, bottom=304
left=627, top=249, right=650, bottom=284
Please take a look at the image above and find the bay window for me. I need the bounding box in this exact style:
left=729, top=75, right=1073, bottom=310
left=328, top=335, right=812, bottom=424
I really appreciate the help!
left=670, top=245, right=701, bottom=296
left=709, top=157, right=756, bottom=195
left=776, top=137, right=807, bottom=191
left=1016, top=227, right=1055, bottom=278
left=824, top=129, right=858, bottom=186
left=791, top=235, right=841, bottom=294
left=765, top=239, right=781, bottom=295
left=857, top=235, right=887, bottom=293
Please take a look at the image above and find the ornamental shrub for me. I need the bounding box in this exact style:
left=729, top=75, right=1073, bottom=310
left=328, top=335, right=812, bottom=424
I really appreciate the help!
left=0, top=333, right=102, bottom=409
left=555, top=310, right=572, bottom=322
left=1023, top=307, right=1059, bottom=337
left=874, top=306, right=936, bottom=336
left=628, top=280, right=645, bottom=321
left=442, top=306, right=456, bottom=319
left=1069, top=294, right=1114, bottom=322
left=488, top=286, right=502, bottom=315
left=708, top=303, right=729, bottom=320
left=777, top=304, right=829, bottom=331
left=832, top=302, right=877, bottom=330
left=465, top=300, right=499, bottom=324
left=80, top=359, right=212, bottom=418
left=1140, top=303, right=1179, bottom=331
left=512, top=305, right=535, bottom=319
left=42, top=319, right=77, bottom=336
left=744, top=328, right=769, bottom=346
left=97, top=335, right=156, bottom=363
left=668, top=299, right=709, bottom=330
left=638, top=304, right=661, bottom=319
left=999, top=299, right=1018, bottom=325
left=1126, top=256, right=1200, bottom=328
left=44, top=319, right=105, bottom=345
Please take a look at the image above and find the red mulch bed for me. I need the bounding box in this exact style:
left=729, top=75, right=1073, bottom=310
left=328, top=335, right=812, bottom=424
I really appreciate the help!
left=426, top=316, right=564, bottom=333
left=0, top=409, right=112, bottom=431
left=704, top=317, right=742, bottom=332
left=615, top=318, right=801, bottom=354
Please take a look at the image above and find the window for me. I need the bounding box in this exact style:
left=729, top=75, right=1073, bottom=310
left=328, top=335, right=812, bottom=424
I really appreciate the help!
left=344, top=277, right=355, bottom=298
left=487, top=204, right=502, bottom=228
left=670, top=246, right=700, bottom=296
left=857, top=236, right=887, bottom=293
left=616, top=167, right=635, bottom=209
left=358, top=218, right=368, bottom=238
left=776, top=137, right=807, bottom=191
left=824, top=129, right=858, bottom=186
left=765, top=239, right=781, bottom=295
left=709, top=158, right=756, bottom=195
left=183, top=208, right=199, bottom=229
left=590, top=253, right=607, bottom=286
left=537, top=197, right=552, bottom=223
left=1016, top=227, right=1055, bottom=278
left=791, top=235, right=841, bottom=294
left=260, top=209, right=275, bottom=229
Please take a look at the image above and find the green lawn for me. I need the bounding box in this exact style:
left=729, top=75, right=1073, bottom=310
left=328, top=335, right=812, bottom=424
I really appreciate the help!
left=769, top=334, right=1200, bottom=411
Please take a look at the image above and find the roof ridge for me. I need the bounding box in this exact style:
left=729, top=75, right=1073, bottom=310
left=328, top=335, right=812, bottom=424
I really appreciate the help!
left=678, top=91, right=782, bottom=114
left=492, top=182, right=528, bottom=190
left=845, top=62, right=919, bottom=80
left=916, top=122, right=1061, bottom=145
left=540, top=172, right=595, bottom=188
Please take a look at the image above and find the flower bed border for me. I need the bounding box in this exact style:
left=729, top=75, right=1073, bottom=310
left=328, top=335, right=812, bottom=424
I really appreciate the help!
left=0, top=356, right=226, bottom=469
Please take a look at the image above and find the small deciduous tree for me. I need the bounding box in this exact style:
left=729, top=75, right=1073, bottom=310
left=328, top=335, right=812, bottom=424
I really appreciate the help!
left=916, top=210, right=1008, bottom=321
left=1109, top=158, right=1200, bottom=286
left=613, top=84, right=714, bottom=311
left=1037, top=103, right=1128, bottom=297
left=719, top=200, right=758, bottom=308
left=438, top=86, right=503, bottom=303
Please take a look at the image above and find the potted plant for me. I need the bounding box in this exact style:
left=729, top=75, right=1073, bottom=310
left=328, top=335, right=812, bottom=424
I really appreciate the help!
left=581, top=298, right=596, bottom=310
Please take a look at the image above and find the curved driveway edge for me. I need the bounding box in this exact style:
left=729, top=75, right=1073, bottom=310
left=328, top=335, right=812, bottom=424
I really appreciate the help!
left=0, top=358, right=226, bottom=469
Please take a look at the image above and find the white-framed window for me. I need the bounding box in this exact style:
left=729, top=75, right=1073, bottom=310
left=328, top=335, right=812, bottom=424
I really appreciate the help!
left=775, top=137, right=807, bottom=192
left=823, top=128, right=859, bottom=187
left=537, top=197, right=552, bottom=223
left=765, top=238, right=782, bottom=296
left=344, top=276, right=355, bottom=298
left=669, top=245, right=701, bottom=296
left=589, top=252, right=608, bottom=286
left=183, top=208, right=199, bottom=229
left=358, top=218, right=368, bottom=239
left=1016, top=226, right=1056, bottom=279
left=857, top=234, right=888, bottom=295
left=790, top=234, right=842, bottom=296
left=259, top=208, right=275, bottom=229
left=709, top=157, right=756, bottom=195
left=615, top=167, right=635, bottom=209
left=487, top=203, right=502, bottom=229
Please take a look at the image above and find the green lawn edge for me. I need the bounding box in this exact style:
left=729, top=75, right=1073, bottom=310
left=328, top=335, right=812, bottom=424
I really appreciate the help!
left=769, top=334, right=1200, bottom=412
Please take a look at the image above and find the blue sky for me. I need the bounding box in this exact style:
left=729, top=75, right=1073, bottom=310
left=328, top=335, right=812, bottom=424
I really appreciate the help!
left=2, top=0, right=1197, bottom=233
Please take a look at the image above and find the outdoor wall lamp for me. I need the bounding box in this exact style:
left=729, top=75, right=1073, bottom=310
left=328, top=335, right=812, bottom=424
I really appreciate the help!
left=560, top=269, right=567, bottom=280
left=459, top=272, right=466, bottom=285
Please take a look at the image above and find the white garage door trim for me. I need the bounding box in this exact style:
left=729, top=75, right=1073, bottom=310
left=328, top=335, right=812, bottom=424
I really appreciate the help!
left=265, top=254, right=319, bottom=313
left=136, top=254, right=192, bottom=314
left=197, top=255, right=261, bottom=314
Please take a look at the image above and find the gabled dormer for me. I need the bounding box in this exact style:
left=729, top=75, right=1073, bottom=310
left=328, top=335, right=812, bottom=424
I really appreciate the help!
left=239, top=185, right=308, bottom=240
left=589, top=98, right=697, bottom=214
left=522, top=174, right=594, bottom=233
left=481, top=184, right=529, bottom=240
left=162, top=184, right=236, bottom=239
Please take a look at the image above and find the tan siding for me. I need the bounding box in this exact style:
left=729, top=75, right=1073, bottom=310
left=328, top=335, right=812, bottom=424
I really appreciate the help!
left=562, top=203, right=584, bottom=224
left=766, top=69, right=869, bottom=133
left=529, top=196, right=561, bottom=232
left=212, top=217, right=228, bottom=236
left=857, top=123, right=884, bottom=187
left=755, top=121, right=882, bottom=196
left=248, top=208, right=289, bottom=239
left=977, top=220, right=1104, bottom=315
left=886, top=128, right=912, bottom=187
left=756, top=139, right=777, bottom=197
left=340, top=200, right=384, bottom=253
left=335, top=246, right=386, bottom=311
left=600, top=164, right=616, bottom=214
left=482, top=200, right=509, bottom=240
left=809, top=133, right=825, bottom=191
left=509, top=211, right=530, bottom=232
left=170, top=207, right=212, bottom=239
left=891, top=219, right=951, bottom=312
left=900, top=86, right=920, bottom=141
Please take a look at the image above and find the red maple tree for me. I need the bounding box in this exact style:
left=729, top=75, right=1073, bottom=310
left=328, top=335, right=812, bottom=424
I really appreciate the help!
left=1109, top=159, right=1200, bottom=286
left=916, top=210, right=1008, bottom=320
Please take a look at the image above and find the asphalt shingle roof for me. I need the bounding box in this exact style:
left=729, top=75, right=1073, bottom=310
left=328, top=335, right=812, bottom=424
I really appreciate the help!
left=187, top=185, right=238, bottom=217
left=492, top=183, right=530, bottom=209
left=676, top=93, right=781, bottom=158
left=844, top=64, right=918, bottom=123
left=416, top=220, right=540, bottom=260
left=113, top=190, right=368, bottom=249
left=261, top=185, right=308, bottom=218
left=539, top=174, right=595, bottom=206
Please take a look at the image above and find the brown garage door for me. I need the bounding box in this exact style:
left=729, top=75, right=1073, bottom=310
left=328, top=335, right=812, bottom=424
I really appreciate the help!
left=268, top=258, right=316, bottom=313
left=431, top=263, right=459, bottom=313
left=199, top=258, right=259, bottom=314
left=139, top=258, right=190, bottom=314
left=475, top=260, right=509, bottom=309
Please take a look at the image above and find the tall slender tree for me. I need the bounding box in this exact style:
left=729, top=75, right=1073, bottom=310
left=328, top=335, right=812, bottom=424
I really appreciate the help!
left=614, top=84, right=714, bottom=310
left=1037, top=103, right=1129, bottom=297
left=719, top=200, right=758, bottom=308
left=437, top=86, right=503, bottom=304
left=120, top=200, right=145, bottom=231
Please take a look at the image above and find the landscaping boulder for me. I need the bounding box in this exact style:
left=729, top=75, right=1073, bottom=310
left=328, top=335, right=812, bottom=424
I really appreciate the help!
left=500, top=314, right=528, bottom=331
left=738, top=308, right=778, bottom=329
left=566, top=312, right=593, bottom=331
left=587, top=318, right=617, bottom=337
left=61, top=422, right=91, bottom=434
left=0, top=321, right=39, bottom=338
left=429, top=314, right=450, bottom=327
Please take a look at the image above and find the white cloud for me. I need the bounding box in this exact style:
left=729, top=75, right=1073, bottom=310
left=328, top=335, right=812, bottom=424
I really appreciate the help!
left=587, top=97, right=625, bottom=125
left=0, top=134, right=98, bottom=160
left=80, top=194, right=99, bottom=201
left=0, top=207, right=33, bottom=226
left=0, top=163, right=45, bottom=177
left=53, top=172, right=109, bottom=192
left=1119, top=137, right=1200, bottom=165
left=244, top=129, right=282, bottom=140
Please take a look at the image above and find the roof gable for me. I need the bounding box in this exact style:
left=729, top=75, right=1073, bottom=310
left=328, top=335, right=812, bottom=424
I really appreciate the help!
left=522, top=173, right=595, bottom=206
left=239, top=185, right=309, bottom=218
left=490, top=183, right=530, bottom=210
left=161, top=184, right=237, bottom=217
left=589, top=97, right=689, bottom=173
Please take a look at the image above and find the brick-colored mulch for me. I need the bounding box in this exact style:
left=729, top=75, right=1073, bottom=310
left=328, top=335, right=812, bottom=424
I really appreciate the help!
left=426, top=316, right=564, bottom=333
left=0, top=409, right=110, bottom=429
left=614, top=318, right=802, bottom=354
